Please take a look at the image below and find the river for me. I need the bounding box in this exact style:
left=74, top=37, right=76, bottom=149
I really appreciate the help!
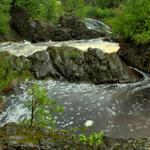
left=0, top=19, right=150, bottom=139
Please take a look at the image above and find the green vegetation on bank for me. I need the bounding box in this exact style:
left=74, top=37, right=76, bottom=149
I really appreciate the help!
left=14, top=0, right=63, bottom=23
left=79, top=131, right=104, bottom=146
left=1, top=0, right=149, bottom=45
left=0, top=0, right=124, bottom=35
left=0, top=52, right=32, bottom=91
left=112, top=0, right=150, bottom=44
left=0, top=0, right=12, bottom=34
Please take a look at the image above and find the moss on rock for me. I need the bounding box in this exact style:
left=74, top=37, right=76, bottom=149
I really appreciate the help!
left=0, top=51, right=33, bottom=91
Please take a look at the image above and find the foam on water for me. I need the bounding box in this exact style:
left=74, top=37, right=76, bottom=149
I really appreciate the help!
left=0, top=38, right=119, bottom=57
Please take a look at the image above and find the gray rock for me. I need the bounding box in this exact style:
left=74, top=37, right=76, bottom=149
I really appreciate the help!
left=118, top=43, right=150, bottom=74
left=29, top=46, right=142, bottom=83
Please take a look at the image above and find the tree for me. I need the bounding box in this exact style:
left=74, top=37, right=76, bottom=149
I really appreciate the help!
left=24, top=84, right=64, bottom=128
left=112, top=0, right=150, bottom=45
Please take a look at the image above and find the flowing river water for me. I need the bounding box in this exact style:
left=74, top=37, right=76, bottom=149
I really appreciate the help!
left=0, top=20, right=150, bottom=139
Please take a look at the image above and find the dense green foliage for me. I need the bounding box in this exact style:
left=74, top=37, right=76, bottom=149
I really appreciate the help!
left=79, top=131, right=104, bottom=146
left=1, top=0, right=148, bottom=45
left=112, top=0, right=150, bottom=44
left=86, top=6, right=116, bottom=19
left=14, top=0, right=63, bottom=23
left=0, top=0, right=122, bottom=35
left=89, top=0, right=124, bottom=8
left=0, top=0, right=12, bottom=34
left=64, top=0, right=88, bottom=18
left=24, top=84, right=64, bottom=128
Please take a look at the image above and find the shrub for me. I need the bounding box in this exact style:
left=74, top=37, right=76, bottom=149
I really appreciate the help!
left=14, top=0, right=63, bottom=23
left=86, top=6, right=116, bottom=19
left=0, top=0, right=12, bottom=34
left=92, top=0, right=125, bottom=8
left=63, top=0, right=87, bottom=18
left=79, top=131, right=104, bottom=146
left=112, top=0, right=150, bottom=45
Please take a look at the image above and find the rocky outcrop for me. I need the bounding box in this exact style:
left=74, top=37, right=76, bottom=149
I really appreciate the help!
left=10, top=7, right=106, bottom=43
left=32, top=15, right=106, bottom=42
left=118, top=43, right=150, bottom=74
left=29, top=46, right=142, bottom=83
left=0, top=47, right=142, bottom=92
left=0, top=124, right=150, bottom=150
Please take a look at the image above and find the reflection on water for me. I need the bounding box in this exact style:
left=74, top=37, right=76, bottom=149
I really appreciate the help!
left=0, top=78, right=150, bottom=139
left=0, top=38, right=119, bottom=56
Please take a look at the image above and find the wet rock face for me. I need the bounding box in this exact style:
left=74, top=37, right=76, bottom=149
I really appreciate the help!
left=118, top=43, right=150, bottom=74
left=29, top=46, right=142, bottom=83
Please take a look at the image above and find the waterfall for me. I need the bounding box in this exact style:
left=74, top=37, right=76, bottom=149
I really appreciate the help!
left=84, top=18, right=112, bottom=34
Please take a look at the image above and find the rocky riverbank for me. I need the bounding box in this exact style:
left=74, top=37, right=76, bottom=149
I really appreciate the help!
left=118, top=42, right=150, bottom=74
left=0, top=6, right=109, bottom=43
left=0, top=124, right=150, bottom=150
left=0, top=45, right=142, bottom=93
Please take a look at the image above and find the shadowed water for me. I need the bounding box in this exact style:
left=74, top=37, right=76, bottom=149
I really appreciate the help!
left=0, top=77, right=150, bottom=139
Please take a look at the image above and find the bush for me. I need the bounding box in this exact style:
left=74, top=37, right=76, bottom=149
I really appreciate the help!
left=112, top=0, right=150, bottom=45
left=0, top=0, right=12, bottom=34
left=63, top=0, right=87, bottom=18
left=79, top=131, right=104, bottom=146
left=86, top=6, right=116, bottom=19
left=14, top=0, right=63, bottom=23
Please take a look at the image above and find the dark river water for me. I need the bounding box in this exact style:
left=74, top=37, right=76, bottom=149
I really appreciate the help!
left=0, top=76, right=150, bottom=139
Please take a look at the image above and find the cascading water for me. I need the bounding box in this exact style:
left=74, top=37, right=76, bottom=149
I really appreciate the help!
left=84, top=18, right=112, bottom=34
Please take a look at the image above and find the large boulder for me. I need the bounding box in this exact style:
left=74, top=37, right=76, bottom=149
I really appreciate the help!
left=29, top=46, right=142, bottom=83
left=118, top=43, right=150, bottom=74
